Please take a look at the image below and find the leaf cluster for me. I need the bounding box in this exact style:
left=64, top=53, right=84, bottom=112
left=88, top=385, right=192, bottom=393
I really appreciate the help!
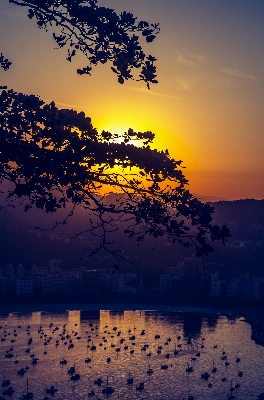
left=9, top=0, right=159, bottom=87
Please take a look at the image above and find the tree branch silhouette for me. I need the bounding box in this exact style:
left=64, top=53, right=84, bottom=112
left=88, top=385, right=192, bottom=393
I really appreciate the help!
left=0, top=89, right=231, bottom=261
left=7, top=0, right=159, bottom=87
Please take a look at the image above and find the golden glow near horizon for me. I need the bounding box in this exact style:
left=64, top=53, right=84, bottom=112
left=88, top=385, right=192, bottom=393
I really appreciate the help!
left=1, top=0, right=264, bottom=199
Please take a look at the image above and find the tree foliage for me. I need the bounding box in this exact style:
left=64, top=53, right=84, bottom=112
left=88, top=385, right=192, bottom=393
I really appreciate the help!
left=0, top=89, right=231, bottom=261
left=7, top=0, right=159, bottom=88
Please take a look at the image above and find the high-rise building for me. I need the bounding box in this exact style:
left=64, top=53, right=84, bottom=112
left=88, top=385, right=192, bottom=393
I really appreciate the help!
left=182, top=257, right=203, bottom=290
left=81, top=269, right=102, bottom=295
left=49, top=259, right=61, bottom=273
left=17, top=264, right=24, bottom=279
left=6, top=264, right=14, bottom=277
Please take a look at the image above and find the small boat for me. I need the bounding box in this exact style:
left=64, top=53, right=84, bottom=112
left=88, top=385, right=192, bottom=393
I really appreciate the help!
left=2, top=386, right=15, bottom=395
left=102, top=377, right=115, bottom=394
left=147, top=365, right=153, bottom=375
left=46, top=385, right=57, bottom=394
left=17, top=368, right=26, bottom=376
left=186, top=365, right=193, bottom=373
left=127, top=372, right=133, bottom=385
left=21, top=379, right=33, bottom=399
left=67, top=366, right=75, bottom=374
left=94, top=378, right=103, bottom=385
left=70, top=374, right=80, bottom=381
left=212, top=358, right=217, bottom=373
left=5, top=353, right=14, bottom=358
left=136, top=382, right=144, bottom=391
left=1, top=378, right=10, bottom=387
left=201, top=372, right=210, bottom=380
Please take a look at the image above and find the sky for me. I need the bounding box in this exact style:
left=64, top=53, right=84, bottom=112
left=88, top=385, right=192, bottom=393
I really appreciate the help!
left=1, top=0, right=264, bottom=200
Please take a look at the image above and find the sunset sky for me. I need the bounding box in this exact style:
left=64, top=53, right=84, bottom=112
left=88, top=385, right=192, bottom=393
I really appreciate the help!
left=1, top=0, right=264, bottom=200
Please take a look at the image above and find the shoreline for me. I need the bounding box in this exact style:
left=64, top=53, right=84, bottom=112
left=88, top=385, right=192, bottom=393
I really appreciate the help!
left=0, top=302, right=234, bottom=314
left=1, top=302, right=264, bottom=347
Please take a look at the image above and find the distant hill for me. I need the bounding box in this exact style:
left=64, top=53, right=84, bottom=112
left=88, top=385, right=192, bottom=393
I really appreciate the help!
left=193, top=193, right=227, bottom=202
left=1, top=196, right=264, bottom=280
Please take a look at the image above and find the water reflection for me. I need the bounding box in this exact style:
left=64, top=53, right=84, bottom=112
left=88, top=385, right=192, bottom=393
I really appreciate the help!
left=206, top=313, right=220, bottom=330
left=0, top=309, right=263, bottom=399
left=80, top=310, right=100, bottom=322
left=182, top=312, right=202, bottom=339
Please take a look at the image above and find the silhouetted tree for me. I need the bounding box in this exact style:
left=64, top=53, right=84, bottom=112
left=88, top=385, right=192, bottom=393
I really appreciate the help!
left=0, top=1, right=230, bottom=264
left=0, top=90, right=230, bottom=261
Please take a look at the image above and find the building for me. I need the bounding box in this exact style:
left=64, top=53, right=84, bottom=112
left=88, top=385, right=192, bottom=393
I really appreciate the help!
left=17, top=264, right=24, bottom=279
left=16, top=279, right=33, bottom=296
left=109, top=274, right=126, bottom=293
left=41, top=277, right=69, bottom=294
left=48, top=259, right=62, bottom=273
left=160, top=275, right=171, bottom=294
left=252, top=277, right=264, bottom=300
left=6, top=264, right=14, bottom=277
left=80, top=269, right=102, bottom=295
left=227, top=273, right=251, bottom=298
left=182, top=257, right=203, bottom=291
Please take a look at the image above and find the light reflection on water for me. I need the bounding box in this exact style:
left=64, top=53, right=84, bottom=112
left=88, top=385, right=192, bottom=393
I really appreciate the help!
left=0, top=310, right=264, bottom=399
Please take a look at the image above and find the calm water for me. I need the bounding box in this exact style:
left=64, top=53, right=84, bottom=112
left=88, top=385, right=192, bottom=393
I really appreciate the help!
left=0, top=309, right=263, bottom=400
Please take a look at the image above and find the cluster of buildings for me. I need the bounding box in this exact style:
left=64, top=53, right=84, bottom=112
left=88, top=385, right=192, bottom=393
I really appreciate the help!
left=159, top=256, right=264, bottom=301
left=1, top=257, right=264, bottom=302
left=0, top=259, right=142, bottom=297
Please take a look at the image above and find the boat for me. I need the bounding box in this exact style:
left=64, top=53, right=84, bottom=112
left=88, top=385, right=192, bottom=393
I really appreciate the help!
left=186, top=364, right=193, bottom=373
left=2, top=387, right=15, bottom=395
left=212, top=358, right=217, bottom=373
left=17, top=368, right=26, bottom=376
left=94, top=378, right=103, bottom=385
left=1, top=378, right=10, bottom=387
left=67, top=365, right=75, bottom=374
left=147, top=365, right=153, bottom=375
left=102, top=377, right=115, bottom=394
left=5, top=353, right=14, bottom=358
left=46, top=385, right=57, bottom=394
left=136, top=382, right=144, bottom=391
left=70, top=374, right=80, bottom=381
left=20, top=379, right=33, bottom=399
left=127, top=372, right=133, bottom=385
left=201, top=372, right=210, bottom=380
